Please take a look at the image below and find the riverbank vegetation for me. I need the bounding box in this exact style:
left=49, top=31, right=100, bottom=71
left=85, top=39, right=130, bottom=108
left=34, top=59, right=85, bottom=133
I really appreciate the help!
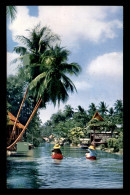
left=40, top=100, right=123, bottom=152
left=7, top=71, right=123, bottom=150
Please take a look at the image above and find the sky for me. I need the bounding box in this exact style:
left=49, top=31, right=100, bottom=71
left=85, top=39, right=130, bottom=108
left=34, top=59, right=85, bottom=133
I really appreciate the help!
left=7, top=6, right=123, bottom=124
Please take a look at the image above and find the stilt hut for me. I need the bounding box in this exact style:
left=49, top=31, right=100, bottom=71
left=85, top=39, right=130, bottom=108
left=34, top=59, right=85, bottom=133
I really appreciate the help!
left=90, top=111, right=104, bottom=144
left=87, top=111, right=116, bottom=146
left=7, top=112, right=25, bottom=146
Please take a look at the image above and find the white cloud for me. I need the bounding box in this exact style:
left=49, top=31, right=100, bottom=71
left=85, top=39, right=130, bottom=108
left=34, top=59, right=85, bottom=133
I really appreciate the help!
left=74, top=80, right=92, bottom=91
left=8, top=6, right=122, bottom=48
left=9, top=6, right=39, bottom=43
left=7, top=52, right=20, bottom=76
left=87, top=52, right=123, bottom=78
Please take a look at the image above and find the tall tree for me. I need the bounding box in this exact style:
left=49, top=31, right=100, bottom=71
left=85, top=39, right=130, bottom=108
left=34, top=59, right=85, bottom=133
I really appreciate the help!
left=108, top=107, right=114, bottom=116
left=7, top=29, right=81, bottom=149
left=98, top=101, right=108, bottom=117
left=7, top=25, right=60, bottom=148
left=87, top=103, right=97, bottom=119
left=63, top=105, right=74, bottom=119
left=114, top=100, right=123, bottom=115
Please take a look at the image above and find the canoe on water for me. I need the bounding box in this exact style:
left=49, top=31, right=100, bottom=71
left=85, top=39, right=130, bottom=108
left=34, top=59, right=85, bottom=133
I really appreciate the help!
left=51, top=153, right=63, bottom=159
left=86, top=156, right=96, bottom=160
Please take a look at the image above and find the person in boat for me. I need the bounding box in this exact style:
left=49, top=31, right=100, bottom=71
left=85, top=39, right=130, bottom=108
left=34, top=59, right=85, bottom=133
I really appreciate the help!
left=51, top=144, right=62, bottom=155
left=86, top=145, right=97, bottom=159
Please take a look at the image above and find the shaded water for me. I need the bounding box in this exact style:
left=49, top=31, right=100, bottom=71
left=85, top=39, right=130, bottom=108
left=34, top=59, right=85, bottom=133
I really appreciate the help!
left=7, top=143, right=123, bottom=189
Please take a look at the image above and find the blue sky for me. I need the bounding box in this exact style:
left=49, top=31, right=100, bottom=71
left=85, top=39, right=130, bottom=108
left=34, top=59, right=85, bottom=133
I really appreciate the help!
left=7, top=6, right=123, bottom=124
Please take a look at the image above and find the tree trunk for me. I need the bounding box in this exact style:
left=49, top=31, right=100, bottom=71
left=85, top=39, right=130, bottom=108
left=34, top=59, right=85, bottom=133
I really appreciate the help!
left=7, top=97, right=42, bottom=150
left=7, top=87, right=29, bottom=145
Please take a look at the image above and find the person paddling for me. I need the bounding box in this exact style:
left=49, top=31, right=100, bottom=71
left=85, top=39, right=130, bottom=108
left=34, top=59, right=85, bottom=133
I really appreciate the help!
left=86, top=145, right=97, bottom=160
left=51, top=144, right=63, bottom=159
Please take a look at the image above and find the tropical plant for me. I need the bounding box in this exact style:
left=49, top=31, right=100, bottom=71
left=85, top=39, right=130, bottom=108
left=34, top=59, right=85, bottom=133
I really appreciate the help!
left=7, top=27, right=81, bottom=150
left=6, top=6, right=17, bottom=22
left=98, top=101, right=108, bottom=117
left=63, top=105, right=74, bottom=119
left=68, top=127, right=85, bottom=145
left=114, top=99, right=123, bottom=115
left=108, top=107, right=114, bottom=116
left=87, top=103, right=97, bottom=119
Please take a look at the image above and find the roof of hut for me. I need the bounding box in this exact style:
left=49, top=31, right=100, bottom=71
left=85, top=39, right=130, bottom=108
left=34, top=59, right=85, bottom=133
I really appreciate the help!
left=92, top=111, right=104, bottom=121
left=8, top=112, right=25, bottom=129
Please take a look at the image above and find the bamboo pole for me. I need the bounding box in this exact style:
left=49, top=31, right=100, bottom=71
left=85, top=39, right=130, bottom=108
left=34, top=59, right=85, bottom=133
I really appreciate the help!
left=93, top=127, right=95, bottom=142
left=7, top=97, right=42, bottom=150
left=7, top=87, right=29, bottom=145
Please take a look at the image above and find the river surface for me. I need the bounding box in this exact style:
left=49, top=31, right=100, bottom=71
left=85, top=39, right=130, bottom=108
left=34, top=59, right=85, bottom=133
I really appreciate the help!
left=7, top=143, right=123, bottom=189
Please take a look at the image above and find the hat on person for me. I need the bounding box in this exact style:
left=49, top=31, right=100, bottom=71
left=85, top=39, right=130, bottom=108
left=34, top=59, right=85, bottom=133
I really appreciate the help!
left=53, top=144, right=60, bottom=149
left=88, top=145, right=95, bottom=150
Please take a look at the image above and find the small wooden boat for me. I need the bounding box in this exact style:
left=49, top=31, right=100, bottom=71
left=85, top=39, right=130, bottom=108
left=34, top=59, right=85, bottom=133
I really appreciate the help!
left=86, top=156, right=96, bottom=160
left=51, top=153, right=63, bottom=160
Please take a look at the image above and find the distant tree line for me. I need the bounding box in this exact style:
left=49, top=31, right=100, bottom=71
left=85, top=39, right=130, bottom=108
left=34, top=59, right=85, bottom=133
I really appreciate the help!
left=41, top=100, right=123, bottom=140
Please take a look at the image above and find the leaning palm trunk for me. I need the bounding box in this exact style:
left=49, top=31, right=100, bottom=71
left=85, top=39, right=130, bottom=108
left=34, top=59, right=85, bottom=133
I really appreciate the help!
left=7, top=87, right=29, bottom=146
left=7, top=97, right=42, bottom=150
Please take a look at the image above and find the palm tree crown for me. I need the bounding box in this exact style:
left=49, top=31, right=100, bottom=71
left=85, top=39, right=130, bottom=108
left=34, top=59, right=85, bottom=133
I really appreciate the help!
left=29, top=45, right=81, bottom=106
left=114, top=100, right=123, bottom=114
left=98, top=101, right=108, bottom=116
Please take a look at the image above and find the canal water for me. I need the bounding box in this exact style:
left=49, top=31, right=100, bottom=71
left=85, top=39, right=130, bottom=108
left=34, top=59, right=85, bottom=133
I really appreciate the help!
left=7, top=143, right=123, bottom=189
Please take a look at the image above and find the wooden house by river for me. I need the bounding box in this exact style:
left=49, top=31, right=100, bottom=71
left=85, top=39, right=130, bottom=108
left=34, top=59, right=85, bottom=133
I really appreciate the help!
left=88, top=111, right=117, bottom=146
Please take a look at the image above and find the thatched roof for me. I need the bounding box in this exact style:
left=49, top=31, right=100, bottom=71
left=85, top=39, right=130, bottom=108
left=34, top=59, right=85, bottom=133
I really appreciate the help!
left=87, top=111, right=116, bottom=130
left=8, top=112, right=24, bottom=129
left=92, top=111, right=104, bottom=121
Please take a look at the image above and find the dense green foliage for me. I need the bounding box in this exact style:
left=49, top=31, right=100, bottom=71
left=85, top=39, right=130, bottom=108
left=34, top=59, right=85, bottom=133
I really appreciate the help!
left=106, top=132, right=123, bottom=152
left=7, top=75, right=42, bottom=146
left=40, top=100, right=123, bottom=146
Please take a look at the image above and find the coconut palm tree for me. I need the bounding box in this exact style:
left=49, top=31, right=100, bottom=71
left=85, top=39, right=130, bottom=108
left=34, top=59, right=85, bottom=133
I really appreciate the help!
left=108, top=107, right=114, bottom=116
left=6, top=6, right=17, bottom=22
left=114, top=100, right=123, bottom=115
left=7, top=25, right=60, bottom=147
left=7, top=43, right=81, bottom=150
left=98, top=101, right=108, bottom=117
left=63, top=105, right=74, bottom=119
left=88, top=103, right=97, bottom=119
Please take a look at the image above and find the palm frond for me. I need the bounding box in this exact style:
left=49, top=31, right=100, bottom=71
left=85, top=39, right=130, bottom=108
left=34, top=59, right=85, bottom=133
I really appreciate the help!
left=6, top=6, right=17, bottom=21
left=10, top=56, right=23, bottom=64
left=13, top=46, right=27, bottom=56
left=16, top=35, right=32, bottom=49
left=29, top=72, right=46, bottom=90
left=61, top=63, right=82, bottom=76
left=61, top=73, right=77, bottom=93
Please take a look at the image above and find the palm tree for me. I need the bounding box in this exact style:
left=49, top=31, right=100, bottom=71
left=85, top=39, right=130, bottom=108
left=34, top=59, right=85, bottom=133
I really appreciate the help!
left=114, top=100, right=123, bottom=115
left=76, top=105, right=86, bottom=114
left=6, top=6, right=17, bottom=22
left=98, top=101, right=108, bottom=117
left=108, top=107, right=114, bottom=116
left=63, top=105, right=74, bottom=119
left=7, top=25, right=60, bottom=147
left=88, top=103, right=97, bottom=119
left=7, top=40, right=81, bottom=149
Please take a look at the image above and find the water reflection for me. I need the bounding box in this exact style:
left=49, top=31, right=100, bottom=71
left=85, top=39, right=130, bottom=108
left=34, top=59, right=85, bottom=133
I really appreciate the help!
left=53, top=159, right=63, bottom=165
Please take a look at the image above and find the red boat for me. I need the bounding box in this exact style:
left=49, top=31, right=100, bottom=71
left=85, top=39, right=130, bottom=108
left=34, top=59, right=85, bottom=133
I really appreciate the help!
left=86, top=156, right=96, bottom=160
left=51, top=153, right=63, bottom=160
